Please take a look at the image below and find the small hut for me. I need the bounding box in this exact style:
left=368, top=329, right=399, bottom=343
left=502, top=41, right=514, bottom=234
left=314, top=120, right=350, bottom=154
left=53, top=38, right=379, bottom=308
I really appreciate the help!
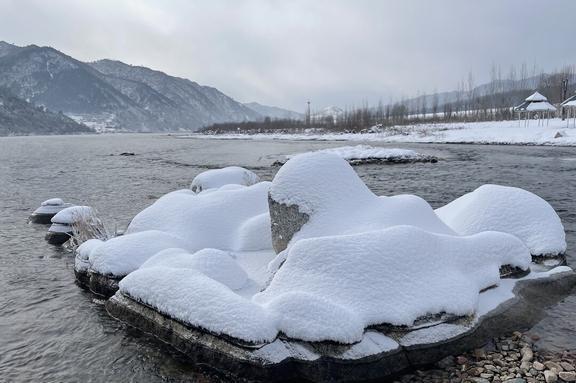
left=514, top=92, right=557, bottom=126
left=561, top=92, right=576, bottom=128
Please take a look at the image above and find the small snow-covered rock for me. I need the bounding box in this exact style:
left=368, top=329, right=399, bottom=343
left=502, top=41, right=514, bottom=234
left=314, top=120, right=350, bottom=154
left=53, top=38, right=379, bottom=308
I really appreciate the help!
left=30, top=198, right=75, bottom=224
left=190, top=166, right=260, bottom=193
left=436, top=185, right=566, bottom=256
left=51, top=206, right=94, bottom=225
left=42, top=198, right=64, bottom=206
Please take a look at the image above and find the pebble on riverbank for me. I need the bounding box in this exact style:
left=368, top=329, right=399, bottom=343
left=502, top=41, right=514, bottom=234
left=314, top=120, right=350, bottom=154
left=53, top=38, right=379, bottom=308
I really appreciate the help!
left=393, top=331, right=576, bottom=383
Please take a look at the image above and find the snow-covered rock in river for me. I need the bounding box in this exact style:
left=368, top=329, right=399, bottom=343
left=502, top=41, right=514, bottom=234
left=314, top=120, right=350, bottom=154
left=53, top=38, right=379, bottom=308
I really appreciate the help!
left=274, top=145, right=437, bottom=165
left=190, top=166, right=260, bottom=193
left=269, top=152, right=454, bottom=252
left=29, top=198, right=74, bottom=224
left=436, top=184, right=566, bottom=257
left=45, top=205, right=94, bottom=245
left=77, top=182, right=272, bottom=295
left=73, top=153, right=573, bottom=381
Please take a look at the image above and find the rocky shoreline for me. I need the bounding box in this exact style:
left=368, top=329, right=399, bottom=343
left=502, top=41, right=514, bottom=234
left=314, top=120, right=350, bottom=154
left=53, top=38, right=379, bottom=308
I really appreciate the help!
left=395, top=331, right=576, bottom=383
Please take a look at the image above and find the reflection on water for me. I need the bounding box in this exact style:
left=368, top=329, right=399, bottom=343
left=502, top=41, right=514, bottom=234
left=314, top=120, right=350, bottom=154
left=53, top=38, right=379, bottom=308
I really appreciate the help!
left=0, top=134, right=574, bottom=381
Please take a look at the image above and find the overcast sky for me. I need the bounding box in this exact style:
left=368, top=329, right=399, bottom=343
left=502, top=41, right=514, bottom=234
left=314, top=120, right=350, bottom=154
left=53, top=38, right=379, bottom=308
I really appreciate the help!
left=1, top=0, right=575, bottom=112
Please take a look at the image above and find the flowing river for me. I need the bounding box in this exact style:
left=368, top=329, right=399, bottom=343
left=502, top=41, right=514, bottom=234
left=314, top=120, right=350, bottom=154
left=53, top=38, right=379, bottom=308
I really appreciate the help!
left=0, top=134, right=575, bottom=382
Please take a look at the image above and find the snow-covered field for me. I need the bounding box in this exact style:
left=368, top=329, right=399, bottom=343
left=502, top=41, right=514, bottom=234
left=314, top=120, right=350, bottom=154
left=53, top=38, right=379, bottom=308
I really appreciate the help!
left=76, top=153, right=569, bottom=346
left=193, top=118, right=576, bottom=146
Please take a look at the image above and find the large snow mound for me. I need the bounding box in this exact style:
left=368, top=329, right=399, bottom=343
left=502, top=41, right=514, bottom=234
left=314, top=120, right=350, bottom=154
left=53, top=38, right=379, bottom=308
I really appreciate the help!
left=120, top=225, right=530, bottom=344
left=190, top=166, right=260, bottom=193
left=269, top=152, right=455, bottom=246
left=255, top=225, right=531, bottom=343
left=286, top=145, right=427, bottom=162
left=436, top=185, right=566, bottom=256
left=125, top=182, right=271, bottom=251
left=83, top=182, right=272, bottom=276
left=119, top=267, right=278, bottom=343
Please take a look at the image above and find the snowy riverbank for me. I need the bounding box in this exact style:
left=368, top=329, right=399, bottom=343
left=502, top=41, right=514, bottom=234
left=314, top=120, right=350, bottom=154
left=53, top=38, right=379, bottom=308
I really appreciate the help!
left=191, top=118, right=576, bottom=146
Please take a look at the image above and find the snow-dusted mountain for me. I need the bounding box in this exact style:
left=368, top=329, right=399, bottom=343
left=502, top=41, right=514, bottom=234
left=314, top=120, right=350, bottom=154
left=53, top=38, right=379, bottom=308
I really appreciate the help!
left=0, top=87, right=91, bottom=136
left=0, top=42, right=261, bottom=132
left=243, top=102, right=303, bottom=120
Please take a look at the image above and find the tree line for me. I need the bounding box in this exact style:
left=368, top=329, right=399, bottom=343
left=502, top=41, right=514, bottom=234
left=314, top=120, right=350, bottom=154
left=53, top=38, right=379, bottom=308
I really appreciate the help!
left=201, top=64, right=576, bottom=134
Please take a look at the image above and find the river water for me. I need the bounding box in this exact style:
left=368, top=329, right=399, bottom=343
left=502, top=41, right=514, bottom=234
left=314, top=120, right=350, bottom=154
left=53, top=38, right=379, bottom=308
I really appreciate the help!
left=0, top=134, right=575, bottom=382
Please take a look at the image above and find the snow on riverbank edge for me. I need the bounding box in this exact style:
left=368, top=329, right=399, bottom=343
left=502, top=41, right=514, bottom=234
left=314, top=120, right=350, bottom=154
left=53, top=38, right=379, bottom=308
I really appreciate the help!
left=186, top=119, right=576, bottom=146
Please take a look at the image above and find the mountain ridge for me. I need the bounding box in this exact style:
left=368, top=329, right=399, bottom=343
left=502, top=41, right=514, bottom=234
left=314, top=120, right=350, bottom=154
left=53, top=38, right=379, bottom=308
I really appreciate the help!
left=0, top=41, right=262, bottom=132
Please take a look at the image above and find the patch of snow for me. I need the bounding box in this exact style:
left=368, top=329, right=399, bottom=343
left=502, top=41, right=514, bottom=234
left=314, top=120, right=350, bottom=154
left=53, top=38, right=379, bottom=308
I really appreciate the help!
left=190, top=166, right=260, bottom=193
left=140, top=248, right=248, bottom=291
left=436, top=185, right=566, bottom=256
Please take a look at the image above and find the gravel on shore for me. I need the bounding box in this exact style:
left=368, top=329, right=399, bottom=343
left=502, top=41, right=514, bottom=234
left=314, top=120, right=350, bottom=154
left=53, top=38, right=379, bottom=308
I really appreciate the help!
left=393, top=331, right=576, bottom=383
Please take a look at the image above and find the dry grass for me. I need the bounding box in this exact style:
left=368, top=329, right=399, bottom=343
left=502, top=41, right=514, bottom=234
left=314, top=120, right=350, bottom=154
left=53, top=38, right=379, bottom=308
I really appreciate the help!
left=68, top=208, right=114, bottom=251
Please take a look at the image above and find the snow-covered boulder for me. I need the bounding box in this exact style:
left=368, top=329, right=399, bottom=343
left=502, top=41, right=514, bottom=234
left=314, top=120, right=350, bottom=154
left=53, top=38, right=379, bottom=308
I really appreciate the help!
left=268, top=152, right=454, bottom=252
left=29, top=198, right=75, bottom=224
left=190, top=166, right=260, bottom=193
left=45, top=206, right=95, bottom=246
left=80, top=182, right=272, bottom=280
left=436, top=185, right=566, bottom=256
left=125, top=183, right=271, bottom=251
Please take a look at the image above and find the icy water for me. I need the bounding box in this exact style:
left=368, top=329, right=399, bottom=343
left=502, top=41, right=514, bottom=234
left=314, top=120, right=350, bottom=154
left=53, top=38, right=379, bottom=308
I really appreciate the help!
left=0, top=134, right=575, bottom=382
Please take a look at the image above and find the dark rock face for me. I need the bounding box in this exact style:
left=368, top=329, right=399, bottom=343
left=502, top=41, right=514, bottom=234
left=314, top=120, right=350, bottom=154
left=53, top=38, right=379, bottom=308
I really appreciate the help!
left=105, top=271, right=576, bottom=382
left=28, top=212, right=57, bottom=224
left=45, top=231, right=71, bottom=246
left=88, top=272, right=120, bottom=298
left=268, top=194, right=309, bottom=253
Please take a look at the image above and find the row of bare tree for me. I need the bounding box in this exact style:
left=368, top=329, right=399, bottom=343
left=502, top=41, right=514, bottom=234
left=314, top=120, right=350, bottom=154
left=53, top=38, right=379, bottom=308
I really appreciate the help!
left=201, top=64, right=576, bottom=134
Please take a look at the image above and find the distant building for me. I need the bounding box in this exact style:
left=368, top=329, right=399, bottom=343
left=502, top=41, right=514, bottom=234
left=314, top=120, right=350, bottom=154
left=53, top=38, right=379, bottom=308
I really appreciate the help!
left=561, top=92, right=576, bottom=128
left=514, top=92, right=556, bottom=126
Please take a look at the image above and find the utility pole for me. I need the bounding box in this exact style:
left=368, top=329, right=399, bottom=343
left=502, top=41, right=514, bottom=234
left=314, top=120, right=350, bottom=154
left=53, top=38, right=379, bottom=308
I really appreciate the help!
left=562, top=79, right=568, bottom=120
left=305, top=100, right=311, bottom=127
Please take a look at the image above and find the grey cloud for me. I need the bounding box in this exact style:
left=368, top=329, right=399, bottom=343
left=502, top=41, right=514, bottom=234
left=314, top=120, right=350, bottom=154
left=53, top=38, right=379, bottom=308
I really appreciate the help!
left=1, top=0, right=575, bottom=111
